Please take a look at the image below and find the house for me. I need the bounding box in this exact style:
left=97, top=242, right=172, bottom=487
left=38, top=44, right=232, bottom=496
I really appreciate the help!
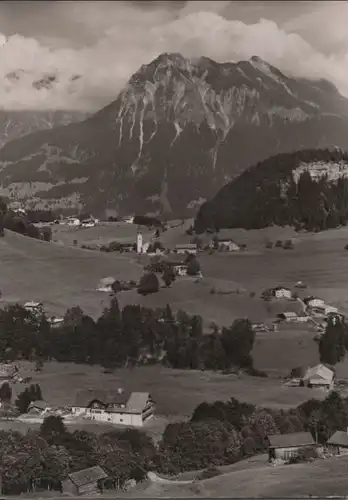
left=273, top=287, right=292, bottom=299
left=304, top=296, right=324, bottom=308
left=0, top=363, right=18, bottom=381
left=28, top=400, right=50, bottom=415
left=48, top=317, right=64, bottom=328
left=175, top=243, right=197, bottom=255
left=119, top=242, right=135, bottom=252
left=327, top=428, right=348, bottom=455
left=277, top=312, right=298, bottom=323
left=213, top=238, right=240, bottom=252
left=71, top=389, right=155, bottom=427
left=66, top=217, right=81, bottom=227
left=97, top=277, right=115, bottom=292
left=302, top=364, right=335, bottom=389
left=323, top=305, right=339, bottom=316
left=266, top=432, right=316, bottom=462
left=24, top=301, right=44, bottom=314
left=165, top=261, right=188, bottom=276
left=81, top=218, right=98, bottom=228
left=62, top=466, right=108, bottom=496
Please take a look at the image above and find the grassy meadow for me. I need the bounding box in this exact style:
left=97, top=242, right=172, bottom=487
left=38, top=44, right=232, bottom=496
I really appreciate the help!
left=3, top=221, right=348, bottom=429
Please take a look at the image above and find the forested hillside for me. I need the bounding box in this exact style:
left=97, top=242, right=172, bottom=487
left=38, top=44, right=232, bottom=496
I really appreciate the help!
left=195, top=148, right=348, bottom=233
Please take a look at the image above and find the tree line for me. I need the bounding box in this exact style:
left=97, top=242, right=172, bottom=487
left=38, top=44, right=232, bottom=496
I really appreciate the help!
left=0, top=300, right=258, bottom=373
left=0, top=389, right=347, bottom=494
left=194, top=148, right=348, bottom=233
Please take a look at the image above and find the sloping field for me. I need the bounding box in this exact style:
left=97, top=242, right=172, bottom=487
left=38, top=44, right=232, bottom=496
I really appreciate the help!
left=128, top=454, right=348, bottom=497
left=0, top=230, right=142, bottom=318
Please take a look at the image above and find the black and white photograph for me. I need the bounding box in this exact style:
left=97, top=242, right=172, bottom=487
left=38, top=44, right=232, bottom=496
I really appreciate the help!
left=0, top=0, right=348, bottom=497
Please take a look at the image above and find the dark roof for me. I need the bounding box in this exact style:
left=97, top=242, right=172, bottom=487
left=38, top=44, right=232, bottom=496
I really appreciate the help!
left=267, top=432, right=315, bottom=448
left=175, top=243, right=197, bottom=249
left=327, top=431, right=348, bottom=447
left=74, top=389, right=129, bottom=407
left=68, top=466, right=108, bottom=487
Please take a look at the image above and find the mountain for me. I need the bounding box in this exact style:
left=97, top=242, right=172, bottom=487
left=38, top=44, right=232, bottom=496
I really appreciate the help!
left=2, top=53, right=348, bottom=214
left=0, top=110, right=88, bottom=150
left=194, top=148, right=348, bottom=233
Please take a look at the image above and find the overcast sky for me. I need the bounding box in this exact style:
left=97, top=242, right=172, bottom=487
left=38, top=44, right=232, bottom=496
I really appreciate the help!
left=0, top=0, right=347, bottom=111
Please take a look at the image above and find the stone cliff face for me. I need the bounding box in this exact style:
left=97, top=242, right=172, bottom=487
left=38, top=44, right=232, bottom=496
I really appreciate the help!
left=1, top=53, right=348, bottom=215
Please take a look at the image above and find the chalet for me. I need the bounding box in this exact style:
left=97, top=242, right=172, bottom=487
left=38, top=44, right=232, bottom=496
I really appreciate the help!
left=28, top=400, right=50, bottom=415
left=119, top=242, right=135, bottom=252
left=213, top=238, right=240, bottom=252
left=263, top=287, right=292, bottom=300
left=66, top=217, right=80, bottom=227
left=277, top=312, right=298, bottom=323
left=304, top=296, right=324, bottom=308
left=97, top=277, right=115, bottom=292
left=165, top=261, right=188, bottom=276
left=0, top=363, right=18, bottom=381
left=62, top=466, right=108, bottom=496
left=71, top=389, right=155, bottom=427
left=327, top=428, right=348, bottom=455
left=24, top=301, right=44, bottom=315
left=48, top=317, right=64, bottom=328
left=266, top=432, right=316, bottom=462
left=302, top=364, right=335, bottom=390
left=175, top=243, right=197, bottom=255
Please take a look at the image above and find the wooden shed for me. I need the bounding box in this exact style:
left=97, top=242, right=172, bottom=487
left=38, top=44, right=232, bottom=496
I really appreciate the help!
left=266, top=432, right=316, bottom=462
left=62, top=466, right=108, bottom=496
left=327, top=429, right=348, bottom=455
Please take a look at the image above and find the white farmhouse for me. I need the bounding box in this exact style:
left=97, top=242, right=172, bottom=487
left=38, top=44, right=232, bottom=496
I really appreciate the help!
left=71, top=389, right=155, bottom=427
left=273, top=287, right=292, bottom=300
left=305, top=297, right=325, bottom=308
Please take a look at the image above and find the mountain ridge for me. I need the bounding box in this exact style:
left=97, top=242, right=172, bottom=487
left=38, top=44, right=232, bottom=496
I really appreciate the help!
left=1, top=53, right=348, bottom=215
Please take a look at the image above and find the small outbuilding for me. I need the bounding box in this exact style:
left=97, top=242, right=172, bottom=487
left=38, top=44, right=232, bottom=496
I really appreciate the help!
left=327, top=429, right=348, bottom=455
left=266, top=432, right=316, bottom=462
left=62, top=466, right=108, bottom=496
left=302, top=364, right=335, bottom=390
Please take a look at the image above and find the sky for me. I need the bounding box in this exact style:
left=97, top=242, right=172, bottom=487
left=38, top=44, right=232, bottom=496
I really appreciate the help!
left=0, top=0, right=347, bottom=111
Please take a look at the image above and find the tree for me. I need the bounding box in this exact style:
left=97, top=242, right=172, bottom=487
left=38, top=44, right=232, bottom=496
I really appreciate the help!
left=186, top=258, right=201, bottom=276
left=221, top=319, right=256, bottom=368
left=319, top=318, right=347, bottom=365
left=0, top=382, right=12, bottom=403
left=137, top=273, right=159, bottom=295
left=15, top=384, right=43, bottom=414
left=40, top=415, right=67, bottom=444
left=162, top=266, right=176, bottom=287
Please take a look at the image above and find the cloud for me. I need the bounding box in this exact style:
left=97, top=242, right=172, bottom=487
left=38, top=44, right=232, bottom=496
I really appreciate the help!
left=0, top=1, right=347, bottom=111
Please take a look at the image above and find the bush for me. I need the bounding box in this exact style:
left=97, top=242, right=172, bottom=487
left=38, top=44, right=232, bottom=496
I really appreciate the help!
left=289, top=446, right=318, bottom=464
left=187, top=258, right=201, bottom=276
left=275, top=240, right=283, bottom=247
left=137, top=273, right=160, bottom=295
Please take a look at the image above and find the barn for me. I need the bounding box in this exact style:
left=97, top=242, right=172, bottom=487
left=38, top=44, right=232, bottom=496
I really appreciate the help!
left=62, top=466, right=108, bottom=496
left=266, top=432, right=316, bottom=462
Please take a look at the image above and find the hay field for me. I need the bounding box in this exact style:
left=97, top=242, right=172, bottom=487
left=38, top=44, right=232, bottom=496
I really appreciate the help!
left=0, top=230, right=143, bottom=318
left=11, top=362, right=326, bottom=419
left=129, top=454, right=348, bottom=497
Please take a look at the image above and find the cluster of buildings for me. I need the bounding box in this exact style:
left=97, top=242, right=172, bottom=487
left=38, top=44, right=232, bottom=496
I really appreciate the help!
left=286, top=363, right=335, bottom=390
left=23, top=301, right=64, bottom=327
left=267, top=426, right=348, bottom=463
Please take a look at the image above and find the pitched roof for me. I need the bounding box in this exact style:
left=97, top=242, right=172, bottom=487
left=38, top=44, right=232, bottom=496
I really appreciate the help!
left=126, top=392, right=150, bottom=413
left=68, top=466, right=108, bottom=487
left=74, top=389, right=129, bottom=408
left=24, top=301, right=43, bottom=308
left=28, top=400, right=49, bottom=410
left=0, top=364, right=17, bottom=378
left=267, top=432, right=315, bottom=448
left=327, top=431, right=348, bottom=447
left=175, top=243, right=197, bottom=249
left=303, top=364, right=334, bottom=383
